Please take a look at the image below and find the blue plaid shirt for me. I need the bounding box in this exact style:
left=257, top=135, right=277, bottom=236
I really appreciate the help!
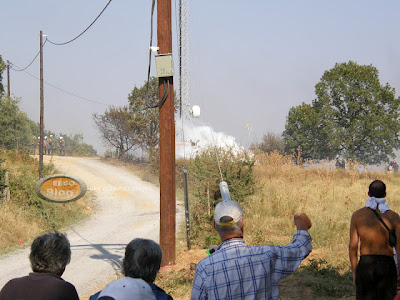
left=191, top=230, right=312, bottom=300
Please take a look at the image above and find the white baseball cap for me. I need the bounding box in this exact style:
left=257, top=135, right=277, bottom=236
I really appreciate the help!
left=214, top=200, right=244, bottom=227
left=98, top=277, right=155, bottom=300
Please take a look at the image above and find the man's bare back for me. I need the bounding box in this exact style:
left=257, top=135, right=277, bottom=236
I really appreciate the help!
left=349, top=180, right=400, bottom=299
left=350, top=207, right=399, bottom=257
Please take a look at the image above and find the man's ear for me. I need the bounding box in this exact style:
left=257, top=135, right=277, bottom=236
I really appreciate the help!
left=384, top=192, right=387, bottom=197
left=368, top=192, right=371, bottom=197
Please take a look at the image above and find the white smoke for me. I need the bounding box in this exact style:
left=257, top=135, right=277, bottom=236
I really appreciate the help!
left=175, top=123, right=243, bottom=158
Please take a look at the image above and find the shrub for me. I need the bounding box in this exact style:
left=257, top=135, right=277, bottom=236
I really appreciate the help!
left=182, top=146, right=257, bottom=247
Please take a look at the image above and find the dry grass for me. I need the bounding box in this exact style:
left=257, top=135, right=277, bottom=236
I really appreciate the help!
left=157, top=152, right=399, bottom=299
left=100, top=158, right=159, bottom=187
left=0, top=150, right=95, bottom=253
left=0, top=192, right=95, bottom=253
left=246, top=152, right=400, bottom=270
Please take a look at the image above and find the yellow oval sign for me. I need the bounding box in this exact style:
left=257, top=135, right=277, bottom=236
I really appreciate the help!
left=35, top=174, right=87, bottom=203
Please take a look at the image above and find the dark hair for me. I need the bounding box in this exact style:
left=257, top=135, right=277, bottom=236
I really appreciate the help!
left=122, top=238, right=162, bottom=282
left=98, top=297, right=114, bottom=300
left=369, top=180, right=386, bottom=198
left=215, top=216, right=243, bottom=236
left=29, top=230, right=71, bottom=276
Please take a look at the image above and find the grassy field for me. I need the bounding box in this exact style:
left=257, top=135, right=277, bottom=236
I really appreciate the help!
left=154, top=152, right=400, bottom=299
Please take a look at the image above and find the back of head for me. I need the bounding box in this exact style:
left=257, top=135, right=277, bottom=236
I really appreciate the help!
left=98, top=277, right=155, bottom=300
left=369, top=180, right=386, bottom=198
left=123, top=238, right=162, bottom=282
left=29, top=230, right=71, bottom=276
left=214, top=200, right=244, bottom=236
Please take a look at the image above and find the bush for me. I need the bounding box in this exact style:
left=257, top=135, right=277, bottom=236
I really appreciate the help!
left=180, top=146, right=257, bottom=247
left=0, top=149, right=93, bottom=251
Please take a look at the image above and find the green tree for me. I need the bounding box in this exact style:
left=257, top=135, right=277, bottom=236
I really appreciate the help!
left=0, top=55, right=6, bottom=95
left=283, top=61, right=400, bottom=164
left=128, top=77, right=179, bottom=163
left=0, top=95, right=36, bottom=151
left=128, top=77, right=160, bottom=163
left=283, top=103, right=336, bottom=160
left=250, top=132, right=285, bottom=154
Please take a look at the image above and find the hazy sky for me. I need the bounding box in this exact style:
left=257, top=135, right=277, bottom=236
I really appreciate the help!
left=2, top=0, right=400, bottom=155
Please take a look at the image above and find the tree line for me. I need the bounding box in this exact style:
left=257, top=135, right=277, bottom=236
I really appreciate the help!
left=0, top=55, right=96, bottom=156
left=3, top=52, right=399, bottom=165
left=252, top=61, right=400, bottom=165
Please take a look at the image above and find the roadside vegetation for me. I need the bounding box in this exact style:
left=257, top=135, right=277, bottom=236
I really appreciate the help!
left=3, top=55, right=400, bottom=299
left=0, top=150, right=94, bottom=253
left=115, top=148, right=398, bottom=300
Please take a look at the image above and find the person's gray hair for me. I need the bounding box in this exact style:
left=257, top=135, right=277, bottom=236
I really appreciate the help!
left=29, top=230, right=71, bottom=276
left=215, top=216, right=243, bottom=237
left=123, top=238, right=162, bottom=282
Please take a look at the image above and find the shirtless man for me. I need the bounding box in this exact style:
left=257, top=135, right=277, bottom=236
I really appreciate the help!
left=349, top=179, right=400, bottom=299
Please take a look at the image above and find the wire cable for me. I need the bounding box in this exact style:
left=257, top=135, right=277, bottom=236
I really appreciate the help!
left=47, top=0, right=113, bottom=46
left=146, top=79, right=170, bottom=109
left=142, top=0, right=171, bottom=110
left=9, top=65, right=110, bottom=106
left=142, top=0, right=156, bottom=108
left=10, top=38, right=47, bottom=72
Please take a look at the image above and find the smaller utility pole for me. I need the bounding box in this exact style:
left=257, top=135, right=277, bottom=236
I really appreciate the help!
left=39, top=31, right=44, bottom=179
left=6, top=60, right=10, bottom=97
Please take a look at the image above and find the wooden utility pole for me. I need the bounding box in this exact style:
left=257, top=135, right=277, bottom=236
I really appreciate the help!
left=6, top=60, right=10, bottom=97
left=158, top=0, right=175, bottom=266
left=39, top=31, right=44, bottom=179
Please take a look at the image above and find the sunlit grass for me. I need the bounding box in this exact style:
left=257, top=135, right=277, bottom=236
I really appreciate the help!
left=245, top=152, right=400, bottom=271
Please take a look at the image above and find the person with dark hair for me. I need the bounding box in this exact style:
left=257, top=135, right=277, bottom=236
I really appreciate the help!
left=191, top=200, right=312, bottom=300
left=349, top=179, right=400, bottom=299
left=0, top=230, right=79, bottom=300
left=90, top=238, right=172, bottom=300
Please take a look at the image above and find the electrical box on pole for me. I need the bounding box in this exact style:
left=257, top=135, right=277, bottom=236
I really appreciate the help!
left=155, top=54, right=174, bottom=77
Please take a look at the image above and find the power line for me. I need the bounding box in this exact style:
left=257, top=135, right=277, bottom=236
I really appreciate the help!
left=142, top=0, right=156, bottom=108
left=10, top=39, right=47, bottom=72
left=9, top=65, right=110, bottom=107
left=47, top=0, right=113, bottom=46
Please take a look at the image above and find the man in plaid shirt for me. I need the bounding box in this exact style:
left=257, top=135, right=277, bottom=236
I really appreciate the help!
left=191, top=200, right=312, bottom=300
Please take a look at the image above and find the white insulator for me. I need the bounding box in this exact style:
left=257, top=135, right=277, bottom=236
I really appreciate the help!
left=191, top=105, right=200, bottom=118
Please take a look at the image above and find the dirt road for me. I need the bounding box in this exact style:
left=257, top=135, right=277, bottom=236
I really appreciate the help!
left=0, top=156, right=168, bottom=298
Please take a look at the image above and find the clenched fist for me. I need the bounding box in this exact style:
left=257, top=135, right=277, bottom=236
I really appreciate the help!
left=294, top=213, right=312, bottom=231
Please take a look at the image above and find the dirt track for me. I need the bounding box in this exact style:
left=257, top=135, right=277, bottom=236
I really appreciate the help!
left=0, top=156, right=170, bottom=298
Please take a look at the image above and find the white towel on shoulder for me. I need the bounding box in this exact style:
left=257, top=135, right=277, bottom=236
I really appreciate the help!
left=365, top=197, right=390, bottom=213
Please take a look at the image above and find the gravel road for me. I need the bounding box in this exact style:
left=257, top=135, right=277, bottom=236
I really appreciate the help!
left=0, top=156, right=175, bottom=298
